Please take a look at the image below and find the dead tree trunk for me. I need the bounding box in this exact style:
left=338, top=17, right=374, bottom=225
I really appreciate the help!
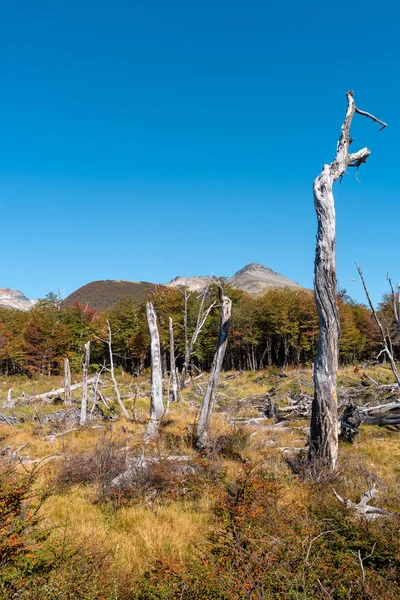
left=195, top=294, right=232, bottom=450
left=309, top=91, right=386, bottom=472
left=180, top=282, right=216, bottom=389
left=79, top=341, right=90, bottom=426
left=105, top=320, right=131, bottom=419
left=145, top=302, right=164, bottom=441
left=169, top=317, right=180, bottom=402
left=64, top=358, right=71, bottom=405
left=357, top=267, right=400, bottom=387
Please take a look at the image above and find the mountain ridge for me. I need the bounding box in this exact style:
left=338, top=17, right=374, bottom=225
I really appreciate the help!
left=2, top=263, right=302, bottom=311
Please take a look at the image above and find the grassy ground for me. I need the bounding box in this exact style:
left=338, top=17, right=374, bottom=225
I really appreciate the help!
left=1, top=365, right=400, bottom=597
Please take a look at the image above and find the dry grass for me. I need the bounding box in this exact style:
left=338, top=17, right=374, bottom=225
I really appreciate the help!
left=1, top=364, right=400, bottom=585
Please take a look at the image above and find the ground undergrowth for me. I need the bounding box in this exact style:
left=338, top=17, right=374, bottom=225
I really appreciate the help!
left=0, top=366, right=399, bottom=599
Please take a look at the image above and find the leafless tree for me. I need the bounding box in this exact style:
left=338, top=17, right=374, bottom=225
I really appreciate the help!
left=95, top=321, right=131, bottom=419
left=356, top=266, right=400, bottom=387
left=169, top=317, right=180, bottom=402
left=179, top=281, right=217, bottom=389
left=64, top=358, right=71, bottom=405
left=195, top=292, right=232, bottom=450
left=79, top=341, right=91, bottom=426
left=309, top=91, right=386, bottom=471
left=145, top=302, right=165, bottom=441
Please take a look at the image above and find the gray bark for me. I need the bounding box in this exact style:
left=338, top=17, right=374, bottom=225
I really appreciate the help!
left=195, top=294, right=232, bottom=450
left=145, top=302, right=164, bottom=441
left=169, top=317, right=180, bottom=402
left=64, top=358, right=71, bottom=405
left=79, top=341, right=90, bottom=426
left=309, top=91, right=386, bottom=472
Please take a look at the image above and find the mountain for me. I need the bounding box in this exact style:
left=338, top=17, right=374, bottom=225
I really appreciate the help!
left=62, top=263, right=302, bottom=310
left=0, top=288, right=36, bottom=311
left=227, top=263, right=301, bottom=296
left=167, top=263, right=301, bottom=296
left=63, top=280, right=163, bottom=311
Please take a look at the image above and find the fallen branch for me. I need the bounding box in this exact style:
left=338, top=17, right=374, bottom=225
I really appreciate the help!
left=333, top=485, right=398, bottom=520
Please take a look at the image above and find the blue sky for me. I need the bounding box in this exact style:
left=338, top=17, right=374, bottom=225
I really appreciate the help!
left=1, top=0, right=399, bottom=305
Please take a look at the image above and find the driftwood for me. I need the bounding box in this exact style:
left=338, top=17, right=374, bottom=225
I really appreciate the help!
left=333, top=485, right=398, bottom=521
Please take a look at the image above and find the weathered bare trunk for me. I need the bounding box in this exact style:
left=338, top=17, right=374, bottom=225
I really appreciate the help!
left=169, top=317, right=180, bottom=402
left=64, top=358, right=71, bottom=405
left=106, top=320, right=131, bottom=419
left=145, top=302, right=164, bottom=441
left=79, top=341, right=90, bottom=426
left=195, top=295, right=232, bottom=450
left=309, top=91, right=386, bottom=472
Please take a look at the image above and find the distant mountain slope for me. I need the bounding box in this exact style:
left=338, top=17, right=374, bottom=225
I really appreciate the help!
left=63, top=280, right=162, bottom=311
left=0, top=288, right=36, bottom=310
left=167, top=263, right=301, bottom=296
left=227, top=263, right=301, bottom=296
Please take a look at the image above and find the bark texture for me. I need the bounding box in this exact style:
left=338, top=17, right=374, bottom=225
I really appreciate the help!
left=195, top=295, right=232, bottom=450
left=64, top=358, right=71, bottom=405
left=79, top=341, right=91, bottom=426
left=309, top=91, right=386, bottom=471
left=145, top=302, right=164, bottom=441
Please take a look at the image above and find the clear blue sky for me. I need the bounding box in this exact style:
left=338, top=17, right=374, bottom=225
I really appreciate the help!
left=1, top=0, right=399, bottom=305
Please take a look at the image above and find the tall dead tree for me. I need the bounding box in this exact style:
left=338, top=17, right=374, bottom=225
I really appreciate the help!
left=169, top=317, right=180, bottom=402
left=356, top=266, right=400, bottom=387
left=195, top=293, right=232, bottom=450
left=387, top=276, right=400, bottom=337
left=79, top=341, right=91, bottom=426
left=310, top=91, right=386, bottom=471
left=64, top=358, right=71, bottom=405
left=145, top=302, right=165, bottom=441
left=105, top=320, right=131, bottom=419
left=179, top=281, right=217, bottom=389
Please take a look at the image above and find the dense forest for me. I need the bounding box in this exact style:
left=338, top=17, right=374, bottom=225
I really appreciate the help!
left=0, top=282, right=398, bottom=377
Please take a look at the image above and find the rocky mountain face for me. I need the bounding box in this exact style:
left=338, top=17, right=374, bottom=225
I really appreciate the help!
left=0, top=288, right=36, bottom=310
left=167, top=263, right=301, bottom=296
left=227, top=263, right=301, bottom=295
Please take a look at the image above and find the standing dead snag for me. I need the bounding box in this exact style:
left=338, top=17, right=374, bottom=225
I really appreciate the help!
left=64, top=358, right=71, bottom=405
left=145, top=302, right=165, bottom=442
left=169, top=317, right=180, bottom=402
left=79, top=341, right=90, bottom=426
left=356, top=266, right=400, bottom=387
left=310, top=91, right=386, bottom=471
left=195, top=293, right=232, bottom=450
left=179, top=281, right=217, bottom=389
left=94, top=322, right=131, bottom=419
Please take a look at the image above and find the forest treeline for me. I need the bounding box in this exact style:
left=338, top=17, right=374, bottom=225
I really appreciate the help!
left=0, top=284, right=397, bottom=377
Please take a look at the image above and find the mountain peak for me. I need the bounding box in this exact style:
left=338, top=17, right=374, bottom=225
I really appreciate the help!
left=0, top=288, right=36, bottom=310
left=227, top=263, right=301, bottom=296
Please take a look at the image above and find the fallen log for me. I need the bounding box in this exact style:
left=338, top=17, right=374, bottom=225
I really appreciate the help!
left=27, top=377, right=99, bottom=403
left=333, top=485, right=399, bottom=521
